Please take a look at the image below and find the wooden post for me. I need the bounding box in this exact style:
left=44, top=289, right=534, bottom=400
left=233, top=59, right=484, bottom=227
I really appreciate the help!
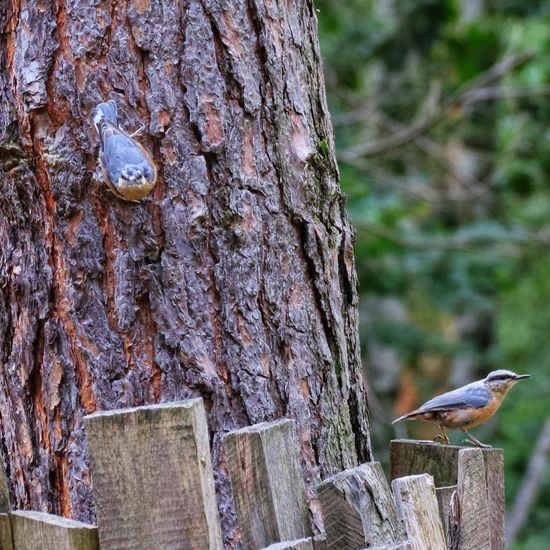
left=366, top=545, right=412, bottom=550
left=260, top=539, right=314, bottom=550
left=0, top=514, right=13, bottom=550
left=315, top=535, right=410, bottom=550
left=390, top=440, right=460, bottom=486
left=0, top=461, right=12, bottom=550
left=9, top=511, right=98, bottom=550
left=435, top=486, right=456, bottom=543
left=390, top=440, right=504, bottom=550
left=391, top=474, right=446, bottom=550
left=0, top=464, right=9, bottom=514
left=483, top=450, right=505, bottom=550
left=448, top=449, right=491, bottom=550
left=312, top=533, right=328, bottom=550
left=224, top=419, right=311, bottom=550
left=84, top=398, right=223, bottom=550
left=317, top=462, right=406, bottom=549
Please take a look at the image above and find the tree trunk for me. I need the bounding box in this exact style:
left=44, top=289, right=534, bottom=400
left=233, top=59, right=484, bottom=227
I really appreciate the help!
left=0, top=0, right=371, bottom=543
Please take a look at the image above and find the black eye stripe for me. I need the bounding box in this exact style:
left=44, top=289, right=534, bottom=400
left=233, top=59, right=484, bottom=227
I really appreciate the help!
left=488, top=374, right=512, bottom=382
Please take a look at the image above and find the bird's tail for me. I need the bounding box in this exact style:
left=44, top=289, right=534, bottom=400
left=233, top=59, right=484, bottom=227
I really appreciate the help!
left=392, top=410, right=421, bottom=424
left=92, top=100, right=118, bottom=134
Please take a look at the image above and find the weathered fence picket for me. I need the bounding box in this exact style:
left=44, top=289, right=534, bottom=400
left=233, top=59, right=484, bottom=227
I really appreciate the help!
left=483, top=450, right=505, bottom=550
left=224, top=419, right=312, bottom=550
left=0, top=466, right=9, bottom=514
left=0, top=513, right=13, bottom=550
left=84, top=398, right=223, bottom=550
left=317, top=462, right=406, bottom=549
left=367, top=544, right=412, bottom=549
left=0, top=461, right=12, bottom=550
left=450, top=448, right=491, bottom=550
left=0, top=413, right=508, bottom=549
left=390, top=440, right=505, bottom=550
left=390, top=440, right=461, bottom=486
left=9, top=511, right=98, bottom=550
left=391, top=474, right=447, bottom=550
left=435, top=486, right=456, bottom=543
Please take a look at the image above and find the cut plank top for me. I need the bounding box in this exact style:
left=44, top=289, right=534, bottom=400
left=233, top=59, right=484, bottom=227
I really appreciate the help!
left=10, top=511, right=97, bottom=530
left=390, top=439, right=503, bottom=487
left=84, top=397, right=203, bottom=419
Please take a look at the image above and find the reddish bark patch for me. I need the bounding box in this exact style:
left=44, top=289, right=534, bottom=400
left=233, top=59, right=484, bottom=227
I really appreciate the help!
left=53, top=450, right=72, bottom=517
left=130, top=0, right=151, bottom=17
left=156, top=109, right=171, bottom=131
left=202, top=99, right=224, bottom=149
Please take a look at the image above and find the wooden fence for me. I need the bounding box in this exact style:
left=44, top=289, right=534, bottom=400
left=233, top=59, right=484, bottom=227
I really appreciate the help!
left=0, top=398, right=505, bottom=549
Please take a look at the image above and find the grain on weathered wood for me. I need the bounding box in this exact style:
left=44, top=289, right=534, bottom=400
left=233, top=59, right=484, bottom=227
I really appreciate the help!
left=391, top=474, right=446, bottom=550
left=84, top=398, right=222, bottom=550
left=454, top=448, right=491, bottom=550
left=0, top=465, right=9, bottom=514
left=0, top=513, right=13, bottom=550
left=435, top=485, right=456, bottom=544
left=447, top=490, right=460, bottom=550
left=224, top=419, right=311, bottom=550
left=390, top=440, right=504, bottom=549
left=364, top=544, right=412, bottom=550
left=260, top=539, right=314, bottom=550
left=312, top=533, right=328, bottom=550
left=317, top=462, right=406, bottom=549
left=9, top=511, right=98, bottom=550
left=483, top=449, right=505, bottom=550
left=390, top=440, right=460, bottom=486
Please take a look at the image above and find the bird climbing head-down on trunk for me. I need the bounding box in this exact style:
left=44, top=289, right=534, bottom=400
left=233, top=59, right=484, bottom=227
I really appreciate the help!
left=92, top=100, right=157, bottom=202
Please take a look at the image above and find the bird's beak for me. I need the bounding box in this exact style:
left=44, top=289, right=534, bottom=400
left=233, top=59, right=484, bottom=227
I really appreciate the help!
left=514, top=374, right=530, bottom=380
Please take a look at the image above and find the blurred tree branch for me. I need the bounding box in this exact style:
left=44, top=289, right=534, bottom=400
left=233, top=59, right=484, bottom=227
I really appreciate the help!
left=332, top=85, right=550, bottom=127
left=354, top=218, right=550, bottom=254
left=461, top=84, right=550, bottom=105
left=339, top=51, right=534, bottom=161
left=373, top=113, right=490, bottom=198
left=345, top=157, right=491, bottom=205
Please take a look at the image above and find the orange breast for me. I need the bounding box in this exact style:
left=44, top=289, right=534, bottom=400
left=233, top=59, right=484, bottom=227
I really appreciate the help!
left=115, top=179, right=156, bottom=201
left=440, top=395, right=503, bottom=429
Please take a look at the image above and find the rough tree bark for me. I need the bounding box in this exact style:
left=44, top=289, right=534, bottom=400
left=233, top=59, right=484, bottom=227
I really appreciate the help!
left=0, top=0, right=371, bottom=543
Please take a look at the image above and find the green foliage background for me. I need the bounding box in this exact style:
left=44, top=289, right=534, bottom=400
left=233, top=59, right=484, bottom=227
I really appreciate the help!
left=316, top=1, right=550, bottom=547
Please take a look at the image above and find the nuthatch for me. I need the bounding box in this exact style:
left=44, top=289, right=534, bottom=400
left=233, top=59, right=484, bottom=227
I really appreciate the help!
left=392, top=369, right=530, bottom=447
left=92, top=100, right=157, bottom=201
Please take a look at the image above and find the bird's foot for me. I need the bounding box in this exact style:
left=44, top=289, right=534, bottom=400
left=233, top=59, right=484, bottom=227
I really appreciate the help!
left=129, top=123, right=145, bottom=138
left=462, top=437, right=492, bottom=448
left=433, top=433, right=450, bottom=445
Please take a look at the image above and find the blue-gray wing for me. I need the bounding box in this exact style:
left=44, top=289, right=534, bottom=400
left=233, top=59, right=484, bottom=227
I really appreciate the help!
left=100, top=126, right=149, bottom=183
left=417, top=382, right=490, bottom=412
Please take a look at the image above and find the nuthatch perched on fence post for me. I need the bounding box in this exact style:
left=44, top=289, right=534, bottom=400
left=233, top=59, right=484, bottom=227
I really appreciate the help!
left=92, top=100, right=157, bottom=201
left=393, top=369, right=530, bottom=447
